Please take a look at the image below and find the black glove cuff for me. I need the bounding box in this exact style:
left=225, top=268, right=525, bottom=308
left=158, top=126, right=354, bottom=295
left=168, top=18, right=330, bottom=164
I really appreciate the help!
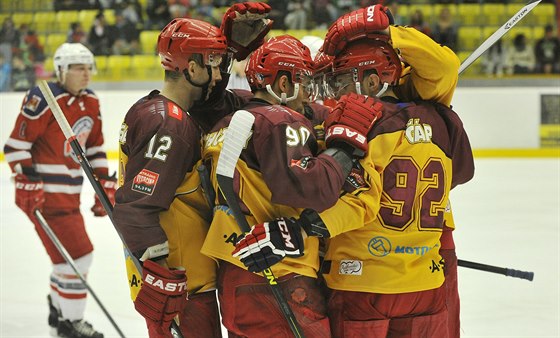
left=298, top=209, right=331, bottom=238
left=322, top=146, right=354, bottom=177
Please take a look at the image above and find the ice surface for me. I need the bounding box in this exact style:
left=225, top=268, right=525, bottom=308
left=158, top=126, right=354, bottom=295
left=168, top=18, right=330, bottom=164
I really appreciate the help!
left=1, top=158, right=559, bottom=337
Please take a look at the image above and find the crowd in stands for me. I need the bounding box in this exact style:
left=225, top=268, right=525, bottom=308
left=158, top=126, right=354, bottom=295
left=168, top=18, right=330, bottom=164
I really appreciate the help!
left=0, top=0, right=558, bottom=91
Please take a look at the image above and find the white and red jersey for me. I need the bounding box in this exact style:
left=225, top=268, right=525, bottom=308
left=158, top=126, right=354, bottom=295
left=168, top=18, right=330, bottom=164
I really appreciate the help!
left=3, top=81, right=108, bottom=210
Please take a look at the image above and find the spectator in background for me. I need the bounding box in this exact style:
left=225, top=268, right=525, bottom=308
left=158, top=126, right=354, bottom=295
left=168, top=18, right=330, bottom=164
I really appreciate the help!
left=112, top=12, right=140, bottom=55
left=267, top=0, right=288, bottom=30
left=432, top=7, right=458, bottom=51
left=386, top=0, right=406, bottom=26
left=11, top=55, right=35, bottom=91
left=169, top=2, right=189, bottom=20
left=0, top=54, right=11, bottom=91
left=87, top=12, right=114, bottom=55
left=484, top=39, right=506, bottom=77
left=409, top=9, right=431, bottom=37
left=535, top=24, right=560, bottom=74
left=192, top=0, right=219, bottom=26
left=284, top=0, right=308, bottom=29
left=312, top=0, right=338, bottom=29
left=0, top=18, right=20, bottom=63
left=67, top=22, right=87, bottom=44
left=506, top=33, right=535, bottom=74
left=120, top=0, right=143, bottom=27
left=146, top=0, right=170, bottom=30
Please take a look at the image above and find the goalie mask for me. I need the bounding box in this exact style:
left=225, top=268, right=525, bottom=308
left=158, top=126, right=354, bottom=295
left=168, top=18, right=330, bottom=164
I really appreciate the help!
left=326, top=36, right=401, bottom=99
left=245, top=35, right=314, bottom=105
left=53, top=43, right=96, bottom=83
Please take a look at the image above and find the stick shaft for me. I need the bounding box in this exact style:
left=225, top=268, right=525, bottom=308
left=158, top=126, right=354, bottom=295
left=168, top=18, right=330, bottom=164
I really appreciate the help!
left=35, top=210, right=126, bottom=338
left=459, top=0, right=542, bottom=74
left=458, top=259, right=534, bottom=281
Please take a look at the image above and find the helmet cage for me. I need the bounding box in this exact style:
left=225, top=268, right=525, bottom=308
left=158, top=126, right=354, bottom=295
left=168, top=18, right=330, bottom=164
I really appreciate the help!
left=325, top=38, right=402, bottom=98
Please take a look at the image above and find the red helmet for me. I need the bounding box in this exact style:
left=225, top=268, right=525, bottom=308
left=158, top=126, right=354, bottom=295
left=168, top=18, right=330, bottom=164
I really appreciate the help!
left=327, top=35, right=401, bottom=97
left=245, top=35, right=314, bottom=93
left=157, top=18, right=228, bottom=72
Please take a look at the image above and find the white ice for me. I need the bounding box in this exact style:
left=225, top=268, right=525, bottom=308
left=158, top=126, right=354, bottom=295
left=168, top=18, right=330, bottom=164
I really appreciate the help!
left=1, top=158, right=559, bottom=337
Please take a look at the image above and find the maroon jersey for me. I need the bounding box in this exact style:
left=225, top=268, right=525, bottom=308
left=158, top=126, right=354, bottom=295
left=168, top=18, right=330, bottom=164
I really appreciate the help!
left=3, top=82, right=108, bottom=210
left=113, top=91, right=208, bottom=254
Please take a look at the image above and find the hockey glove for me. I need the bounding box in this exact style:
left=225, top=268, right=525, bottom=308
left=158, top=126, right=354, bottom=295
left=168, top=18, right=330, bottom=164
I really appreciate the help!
left=134, top=260, right=188, bottom=335
left=14, top=172, right=45, bottom=218
left=91, top=174, right=117, bottom=217
left=232, top=218, right=305, bottom=273
left=324, top=93, right=383, bottom=157
left=221, top=2, right=273, bottom=61
left=322, top=4, right=392, bottom=56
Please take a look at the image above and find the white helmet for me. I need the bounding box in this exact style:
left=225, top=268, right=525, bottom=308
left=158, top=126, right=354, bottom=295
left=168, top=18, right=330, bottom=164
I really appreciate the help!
left=300, top=35, right=324, bottom=60
left=53, top=43, right=96, bottom=81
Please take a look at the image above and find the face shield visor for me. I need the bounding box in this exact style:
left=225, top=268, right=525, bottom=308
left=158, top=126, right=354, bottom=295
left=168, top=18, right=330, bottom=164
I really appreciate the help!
left=324, top=68, right=359, bottom=100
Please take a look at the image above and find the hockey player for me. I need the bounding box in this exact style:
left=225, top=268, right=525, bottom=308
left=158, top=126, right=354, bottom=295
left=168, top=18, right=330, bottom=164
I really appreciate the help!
left=112, top=3, right=273, bottom=337
left=3, top=43, right=112, bottom=338
left=201, top=35, right=383, bottom=337
left=321, top=6, right=465, bottom=336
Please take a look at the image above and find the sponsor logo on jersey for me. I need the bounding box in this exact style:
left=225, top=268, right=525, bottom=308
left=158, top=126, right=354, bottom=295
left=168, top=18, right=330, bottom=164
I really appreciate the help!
left=339, top=260, right=363, bottom=275
left=167, top=102, right=182, bottom=120
left=395, top=245, right=435, bottom=256
left=368, top=236, right=391, bottom=257
left=119, top=123, right=128, bottom=145
left=64, top=116, right=94, bottom=163
left=25, top=95, right=42, bottom=112
left=405, top=118, right=433, bottom=144
left=132, top=169, right=159, bottom=195
left=290, top=156, right=310, bottom=170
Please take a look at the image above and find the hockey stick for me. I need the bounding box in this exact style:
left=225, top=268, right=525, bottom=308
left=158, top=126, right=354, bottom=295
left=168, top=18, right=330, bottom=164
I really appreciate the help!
left=37, top=80, right=184, bottom=338
left=216, top=110, right=306, bottom=338
left=34, top=210, right=126, bottom=338
left=458, top=259, right=534, bottom=281
left=459, top=0, right=541, bottom=74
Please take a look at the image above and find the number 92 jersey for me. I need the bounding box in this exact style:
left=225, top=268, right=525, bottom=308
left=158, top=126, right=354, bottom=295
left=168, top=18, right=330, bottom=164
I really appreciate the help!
left=323, top=99, right=474, bottom=294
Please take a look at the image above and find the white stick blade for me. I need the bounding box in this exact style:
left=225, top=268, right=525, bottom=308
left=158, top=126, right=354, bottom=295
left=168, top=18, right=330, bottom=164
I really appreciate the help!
left=216, top=110, right=255, bottom=178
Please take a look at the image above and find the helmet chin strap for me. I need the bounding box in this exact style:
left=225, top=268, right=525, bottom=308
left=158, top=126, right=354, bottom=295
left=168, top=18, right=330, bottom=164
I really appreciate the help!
left=183, top=65, right=212, bottom=103
left=376, top=82, right=389, bottom=97
left=265, top=83, right=300, bottom=105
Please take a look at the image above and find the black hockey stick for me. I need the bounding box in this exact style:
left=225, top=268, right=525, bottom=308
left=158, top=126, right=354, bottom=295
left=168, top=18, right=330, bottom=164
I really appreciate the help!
left=216, top=110, right=306, bottom=338
left=37, top=80, right=184, bottom=338
left=458, top=259, right=534, bottom=281
left=34, top=210, right=126, bottom=338
left=459, top=0, right=541, bottom=74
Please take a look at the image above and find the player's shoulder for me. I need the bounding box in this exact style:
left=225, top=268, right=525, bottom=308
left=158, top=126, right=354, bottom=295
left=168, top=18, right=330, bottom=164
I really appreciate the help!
left=247, top=102, right=309, bottom=127
left=82, top=88, right=99, bottom=100
left=20, top=82, right=64, bottom=119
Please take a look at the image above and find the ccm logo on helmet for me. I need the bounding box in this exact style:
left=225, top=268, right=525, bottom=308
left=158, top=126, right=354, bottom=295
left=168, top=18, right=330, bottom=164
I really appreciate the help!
left=278, top=62, right=296, bottom=67
left=359, top=60, right=376, bottom=66
left=171, top=32, right=190, bottom=38
left=145, top=273, right=187, bottom=293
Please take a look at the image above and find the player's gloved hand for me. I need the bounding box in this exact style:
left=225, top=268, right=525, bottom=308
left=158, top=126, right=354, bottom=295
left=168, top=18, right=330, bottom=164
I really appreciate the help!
left=232, top=218, right=305, bottom=273
left=324, top=93, right=383, bottom=157
left=91, top=174, right=117, bottom=217
left=221, top=2, right=273, bottom=61
left=322, top=4, right=392, bottom=56
left=134, top=260, right=188, bottom=336
left=14, top=172, right=45, bottom=218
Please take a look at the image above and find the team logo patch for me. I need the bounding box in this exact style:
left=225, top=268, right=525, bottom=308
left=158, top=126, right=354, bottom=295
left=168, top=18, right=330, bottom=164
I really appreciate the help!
left=339, top=260, right=363, bottom=275
left=167, top=102, right=182, bottom=120
left=64, top=116, right=93, bottom=163
left=132, top=169, right=159, bottom=195
left=25, top=95, right=42, bottom=112
left=368, top=236, right=391, bottom=257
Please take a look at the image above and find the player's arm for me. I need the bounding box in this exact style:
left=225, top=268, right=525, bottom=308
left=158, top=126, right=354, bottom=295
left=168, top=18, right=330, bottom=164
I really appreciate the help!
left=390, top=25, right=461, bottom=106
